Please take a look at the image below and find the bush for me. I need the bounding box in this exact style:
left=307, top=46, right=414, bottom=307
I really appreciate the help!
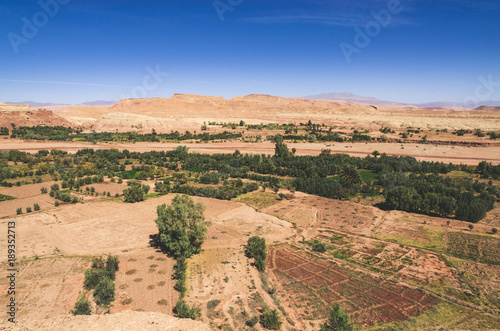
left=174, top=300, right=200, bottom=320
left=40, top=187, right=48, bottom=194
left=33, top=203, right=40, bottom=211
left=106, top=255, right=120, bottom=279
left=246, top=315, right=259, bottom=327
left=71, top=296, right=91, bottom=316
left=492, top=228, right=498, bottom=234
left=261, top=308, right=282, bottom=330
left=93, top=277, right=115, bottom=306
left=26, top=207, right=32, bottom=213
left=320, top=304, right=355, bottom=331
left=16, top=207, right=22, bottom=215
left=55, top=201, right=60, bottom=207
left=312, top=240, right=328, bottom=253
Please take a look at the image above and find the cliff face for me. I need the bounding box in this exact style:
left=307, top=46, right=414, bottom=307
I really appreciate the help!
left=0, top=108, right=76, bottom=128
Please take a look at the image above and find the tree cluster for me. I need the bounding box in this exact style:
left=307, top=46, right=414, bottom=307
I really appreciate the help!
left=245, top=236, right=268, bottom=272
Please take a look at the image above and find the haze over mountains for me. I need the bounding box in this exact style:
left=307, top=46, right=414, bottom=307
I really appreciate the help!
left=4, top=93, right=500, bottom=110
left=4, top=100, right=116, bottom=107
left=304, top=92, right=500, bottom=109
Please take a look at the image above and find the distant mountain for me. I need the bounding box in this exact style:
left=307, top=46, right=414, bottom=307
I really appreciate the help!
left=475, top=106, right=500, bottom=111
left=4, top=101, right=55, bottom=107
left=303, top=93, right=410, bottom=107
left=416, top=101, right=500, bottom=108
left=81, top=100, right=117, bottom=106
left=304, top=93, right=500, bottom=109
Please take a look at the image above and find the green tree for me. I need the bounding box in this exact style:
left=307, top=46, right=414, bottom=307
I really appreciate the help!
left=320, top=304, right=355, bottom=331
left=274, top=134, right=290, bottom=158
left=261, top=308, right=282, bottom=330
left=155, top=195, right=210, bottom=259
left=93, top=277, right=115, bottom=306
left=174, top=300, right=200, bottom=320
left=339, top=166, right=362, bottom=185
left=245, top=236, right=267, bottom=272
left=123, top=181, right=145, bottom=203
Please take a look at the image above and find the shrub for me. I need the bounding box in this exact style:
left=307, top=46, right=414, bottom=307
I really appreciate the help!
left=33, top=203, right=40, bottom=211
left=320, top=304, right=355, bottom=331
left=174, top=300, right=200, bottom=320
left=55, top=201, right=60, bottom=207
left=261, top=308, right=282, bottom=330
left=16, top=207, right=22, bottom=215
left=40, top=187, right=48, bottom=194
left=26, top=207, right=32, bottom=213
left=492, top=228, right=498, bottom=234
left=246, top=316, right=259, bottom=327
left=312, top=240, right=328, bottom=253
left=71, top=296, right=91, bottom=316
left=106, top=255, right=120, bottom=279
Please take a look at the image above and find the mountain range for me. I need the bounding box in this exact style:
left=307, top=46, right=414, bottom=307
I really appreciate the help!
left=303, top=93, right=500, bottom=109
left=3, top=93, right=500, bottom=109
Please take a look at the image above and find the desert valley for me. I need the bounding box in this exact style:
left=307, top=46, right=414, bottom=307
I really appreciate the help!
left=0, top=95, right=499, bottom=330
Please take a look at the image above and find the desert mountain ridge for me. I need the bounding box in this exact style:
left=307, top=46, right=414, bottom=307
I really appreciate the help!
left=5, top=92, right=500, bottom=110
left=2, top=93, right=500, bottom=132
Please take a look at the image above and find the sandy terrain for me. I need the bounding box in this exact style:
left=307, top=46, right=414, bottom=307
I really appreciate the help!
left=0, top=311, right=210, bottom=330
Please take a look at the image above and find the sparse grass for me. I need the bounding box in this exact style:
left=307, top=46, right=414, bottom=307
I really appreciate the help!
left=234, top=191, right=279, bottom=210
left=145, top=193, right=161, bottom=200
left=445, top=232, right=500, bottom=265
left=376, top=226, right=445, bottom=253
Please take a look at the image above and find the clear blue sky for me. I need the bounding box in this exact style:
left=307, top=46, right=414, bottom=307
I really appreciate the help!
left=1, top=0, right=499, bottom=104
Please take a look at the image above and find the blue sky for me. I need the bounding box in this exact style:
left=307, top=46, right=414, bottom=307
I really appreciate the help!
left=1, top=0, right=499, bottom=104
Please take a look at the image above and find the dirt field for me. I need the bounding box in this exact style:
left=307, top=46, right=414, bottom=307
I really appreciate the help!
left=0, top=257, right=89, bottom=321
left=268, top=244, right=439, bottom=327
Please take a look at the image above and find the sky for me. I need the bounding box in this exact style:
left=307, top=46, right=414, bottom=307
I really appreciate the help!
left=1, top=0, right=500, bottom=105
